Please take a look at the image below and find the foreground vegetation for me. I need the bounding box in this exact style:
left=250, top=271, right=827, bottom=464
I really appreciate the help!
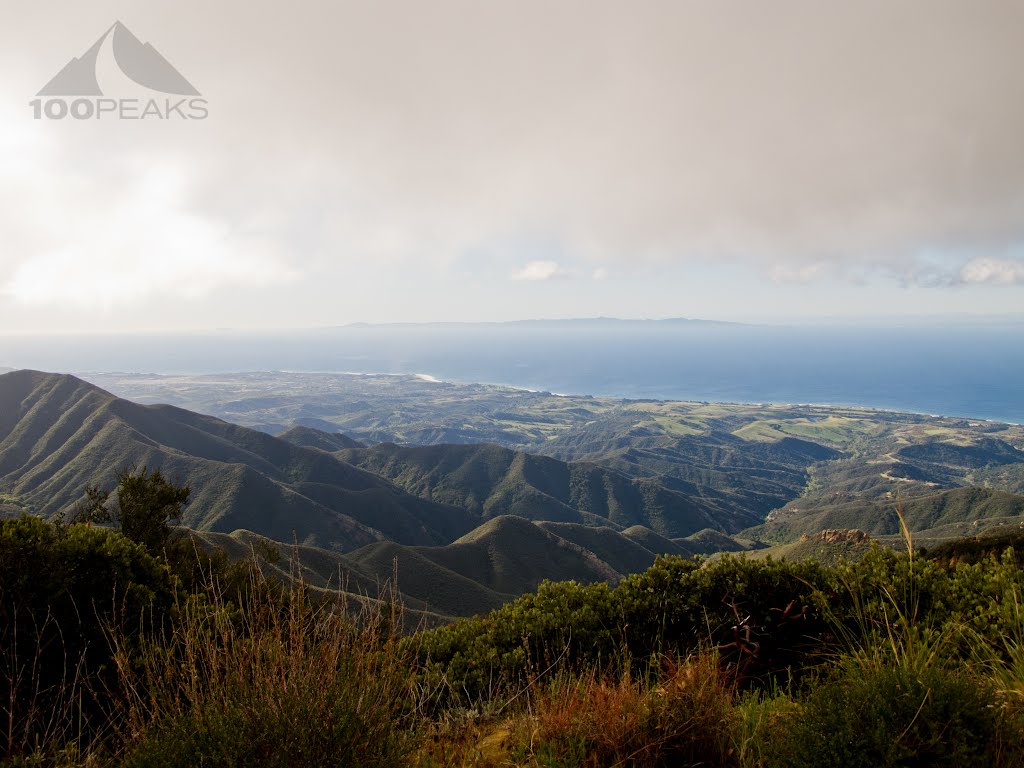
left=4, top=472, right=1024, bottom=766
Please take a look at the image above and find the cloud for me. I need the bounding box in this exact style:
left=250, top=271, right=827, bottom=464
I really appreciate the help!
left=2, top=0, right=1023, bottom=330
left=769, top=263, right=829, bottom=284
left=0, top=84, right=296, bottom=312
left=512, top=260, right=567, bottom=281
left=959, top=257, right=1024, bottom=285
left=0, top=140, right=294, bottom=309
left=195, top=0, right=1022, bottom=282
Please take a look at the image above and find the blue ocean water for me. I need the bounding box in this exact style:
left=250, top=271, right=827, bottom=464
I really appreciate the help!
left=1, top=322, right=1022, bottom=424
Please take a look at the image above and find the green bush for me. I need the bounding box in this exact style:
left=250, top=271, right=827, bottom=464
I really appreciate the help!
left=0, top=515, right=174, bottom=760
left=766, top=662, right=1018, bottom=768
left=416, top=555, right=840, bottom=702
left=414, top=579, right=620, bottom=705
left=616, top=554, right=837, bottom=684
left=123, top=681, right=413, bottom=768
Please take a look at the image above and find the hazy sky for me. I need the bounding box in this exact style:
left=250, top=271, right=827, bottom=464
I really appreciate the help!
left=2, top=1, right=1023, bottom=332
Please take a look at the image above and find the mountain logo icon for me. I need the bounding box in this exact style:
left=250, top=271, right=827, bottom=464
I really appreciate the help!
left=38, top=21, right=200, bottom=97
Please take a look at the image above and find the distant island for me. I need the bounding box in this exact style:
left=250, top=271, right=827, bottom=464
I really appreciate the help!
left=335, top=316, right=745, bottom=329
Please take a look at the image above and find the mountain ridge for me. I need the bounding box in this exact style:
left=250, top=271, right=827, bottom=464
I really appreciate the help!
left=0, top=370, right=475, bottom=551
left=6, top=369, right=1024, bottom=620
left=332, top=440, right=743, bottom=538
left=0, top=371, right=699, bottom=618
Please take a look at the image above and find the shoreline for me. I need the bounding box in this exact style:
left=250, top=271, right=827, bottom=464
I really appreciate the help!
left=74, top=368, right=1023, bottom=427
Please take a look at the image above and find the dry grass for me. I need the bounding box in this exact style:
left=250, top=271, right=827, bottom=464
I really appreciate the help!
left=111, top=565, right=422, bottom=767
left=1, top=611, right=96, bottom=766
left=508, top=654, right=736, bottom=768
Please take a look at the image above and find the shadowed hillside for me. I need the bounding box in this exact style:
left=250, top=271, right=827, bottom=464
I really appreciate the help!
left=195, top=516, right=667, bottom=619
left=537, top=412, right=842, bottom=522
left=534, top=521, right=662, bottom=574
left=344, top=515, right=627, bottom=615
left=277, top=425, right=364, bottom=451
left=0, top=371, right=476, bottom=551
left=620, top=524, right=696, bottom=558
left=333, top=441, right=746, bottom=537
left=87, top=372, right=1024, bottom=548
left=7, top=368, right=1024, bottom=615
left=0, top=371, right=700, bottom=615
left=751, top=480, right=1024, bottom=543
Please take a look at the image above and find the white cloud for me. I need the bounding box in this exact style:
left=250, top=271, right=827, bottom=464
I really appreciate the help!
left=0, top=127, right=295, bottom=310
left=959, top=257, right=1024, bottom=285
left=512, top=260, right=567, bottom=281
left=3, top=1, right=1024, bottom=330
left=769, top=262, right=829, bottom=284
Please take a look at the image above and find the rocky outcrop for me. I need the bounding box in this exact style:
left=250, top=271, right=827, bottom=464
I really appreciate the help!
left=800, top=528, right=870, bottom=545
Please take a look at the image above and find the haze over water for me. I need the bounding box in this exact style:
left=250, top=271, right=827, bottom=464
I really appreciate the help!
left=2, top=321, right=1022, bottom=425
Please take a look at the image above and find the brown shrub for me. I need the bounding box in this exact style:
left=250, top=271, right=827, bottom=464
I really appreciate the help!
left=512, top=654, right=735, bottom=767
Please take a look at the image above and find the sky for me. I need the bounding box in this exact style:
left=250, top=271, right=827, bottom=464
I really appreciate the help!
left=2, top=1, right=1024, bottom=332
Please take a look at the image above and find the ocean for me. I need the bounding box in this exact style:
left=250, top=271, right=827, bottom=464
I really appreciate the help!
left=2, top=321, right=1022, bottom=424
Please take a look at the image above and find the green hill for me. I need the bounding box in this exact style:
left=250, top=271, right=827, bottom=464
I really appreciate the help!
left=677, top=528, right=756, bottom=555
left=0, top=371, right=476, bottom=552
left=85, top=372, right=1024, bottom=549
left=336, top=441, right=741, bottom=537
left=745, top=529, right=878, bottom=565
left=195, top=516, right=660, bottom=620
left=537, top=413, right=842, bottom=523
left=342, top=539, right=513, bottom=617
left=277, top=425, right=364, bottom=451
left=9, top=369, right=1024, bottom=617
left=0, top=372, right=676, bottom=617
left=535, top=522, right=660, bottom=574
left=412, top=515, right=621, bottom=595
left=923, top=525, right=1024, bottom=565
left=620, top=525, right=696, bottom=558
left=344, top=516, right=634, bottom=616
left=749, top=487, right=1024, bottom=542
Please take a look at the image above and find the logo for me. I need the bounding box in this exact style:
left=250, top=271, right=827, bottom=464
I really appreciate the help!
left=30, top=21, right=207, bottom=120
